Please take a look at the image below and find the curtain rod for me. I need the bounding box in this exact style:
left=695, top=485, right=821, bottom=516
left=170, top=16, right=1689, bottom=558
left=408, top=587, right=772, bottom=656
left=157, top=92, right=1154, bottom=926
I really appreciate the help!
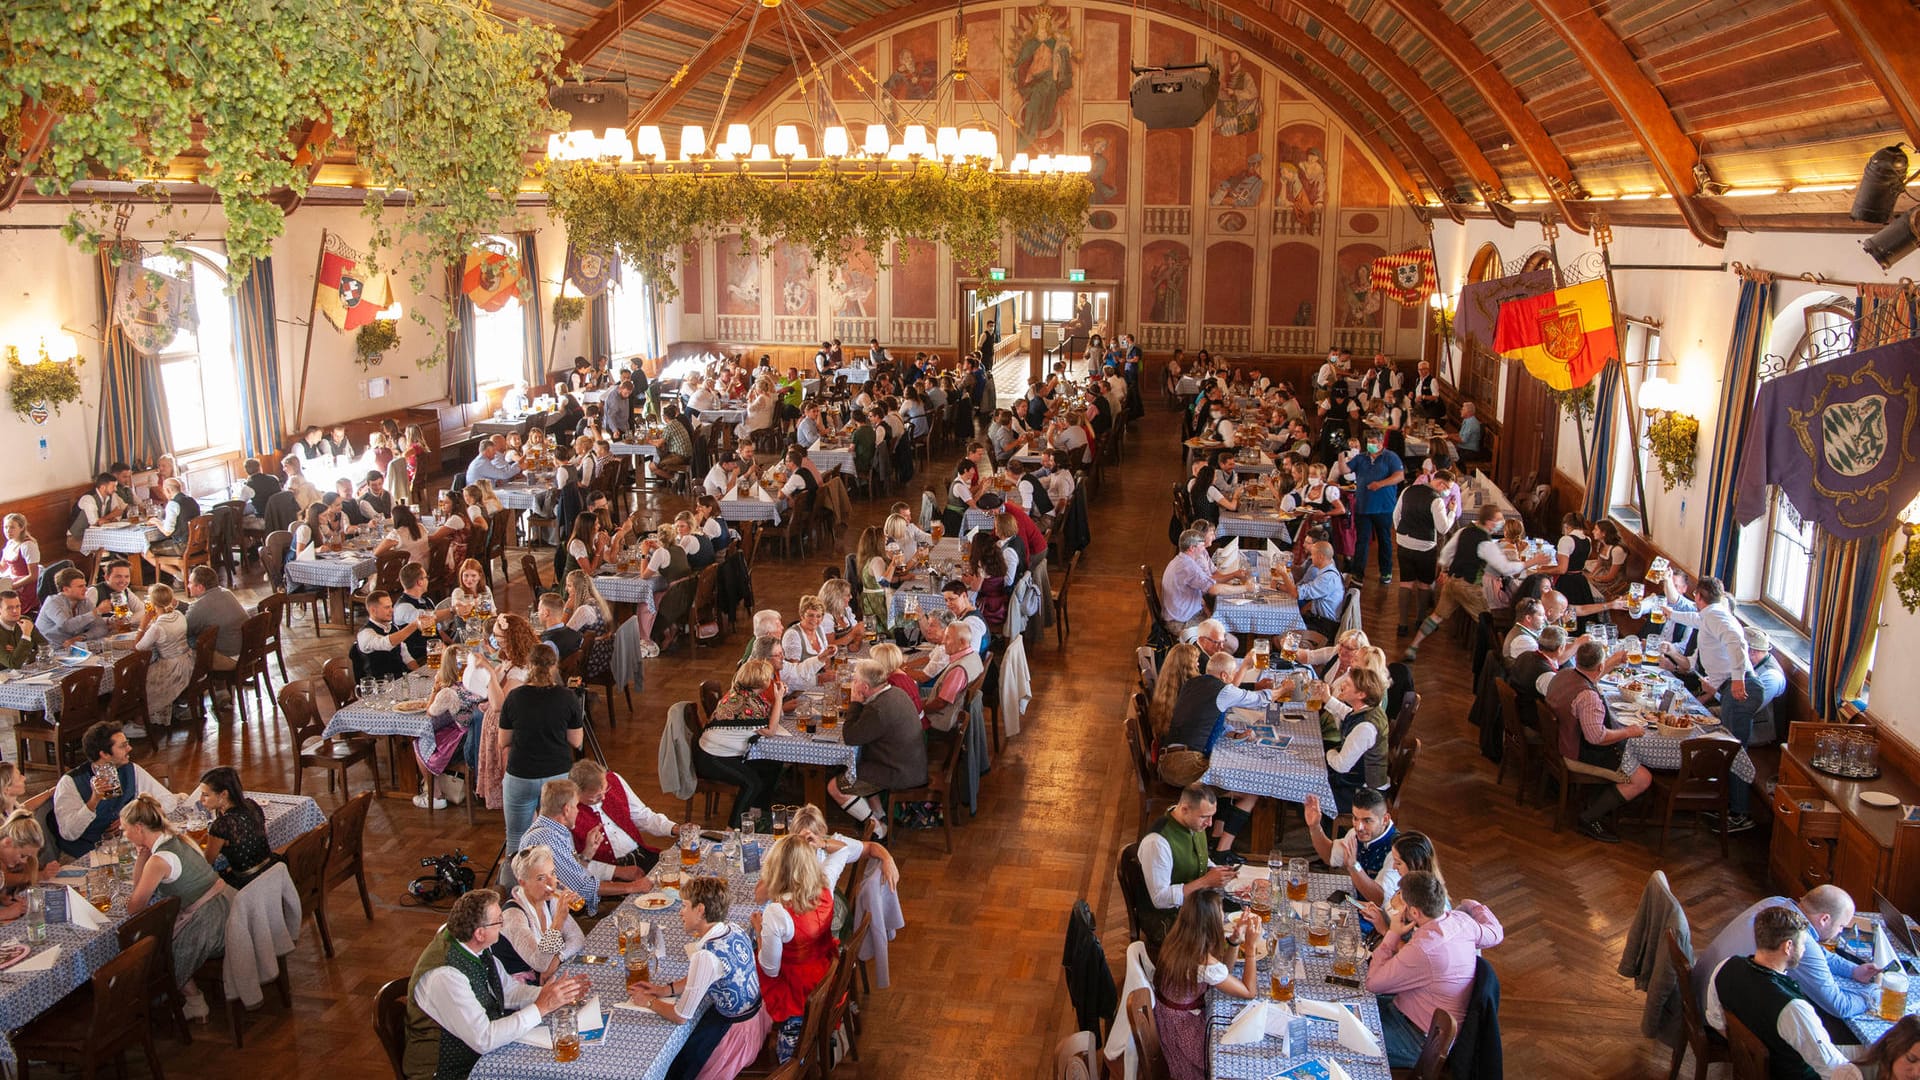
left=1729, top=261, right=1917, bottom=291
left=1609, top=263, right=1728, bottom=271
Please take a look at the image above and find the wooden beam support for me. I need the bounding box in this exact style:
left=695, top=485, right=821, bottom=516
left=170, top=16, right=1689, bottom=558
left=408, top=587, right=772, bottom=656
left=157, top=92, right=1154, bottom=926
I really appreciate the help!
left=562, top=0, right=674, bottom=69
left=0, top=101, right=57, bottom=213
left=1529, top=0, right=1725, bottom=246
left=268, top=119, right=334, bottom=215
left=1374, top=0, right=1588, bottom=232
left=1821, top=0, right=1920, bottom=149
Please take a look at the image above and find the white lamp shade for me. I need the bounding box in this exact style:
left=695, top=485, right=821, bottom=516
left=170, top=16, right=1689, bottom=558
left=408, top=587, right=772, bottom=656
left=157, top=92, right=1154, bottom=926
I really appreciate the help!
left=750, top=143, right=772, bottom=161
left=1009, top=153, right=1029, bottom=174
left=1033, top=154, right=1053, bottom=174
left=635, top=125, right=667, bottom=161
left=935, top=126, right=961, bottom=159
left=822, top=126, right=849, bottom=158
left=546, top=133, right=566, bottom=158
left=601, top=129, right=633, bottom=162
left=724, top=124, right=752, bottom=154
left=774, top=125, right=802, bottom=157
left=1640, top=375, right=1673, bottom=412
left=902, top=125, right=932, bottom=157
left=679, top=125, right=707, bottom=159
left=864, top=124, right=890, bottom=156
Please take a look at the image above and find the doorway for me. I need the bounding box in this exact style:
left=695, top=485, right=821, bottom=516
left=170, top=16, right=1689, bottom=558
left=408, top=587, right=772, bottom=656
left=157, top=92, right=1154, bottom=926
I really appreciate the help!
left=956, top=278, right=1123, bottom=388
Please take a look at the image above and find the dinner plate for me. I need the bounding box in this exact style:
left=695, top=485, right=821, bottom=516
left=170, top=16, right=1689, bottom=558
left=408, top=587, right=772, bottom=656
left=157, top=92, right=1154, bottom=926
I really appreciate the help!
left=632, top=892, right=679, bottom=911
left=0, top=941, right=32, bottom=971
left=394, top=700, right=430, bottom=714
left=1860, top=791, right=1902, bottom=808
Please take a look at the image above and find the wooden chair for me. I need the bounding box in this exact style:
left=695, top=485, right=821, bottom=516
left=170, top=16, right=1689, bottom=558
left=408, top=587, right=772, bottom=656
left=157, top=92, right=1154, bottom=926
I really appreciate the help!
left=350, top=551, right=407, bottom=619
left=15, top=665, right=104, bottom=774
left=1115, top=841, right=1160, bottom=948
left=814, top=920, right=865, bottom=1071
left=261, top=530, right=329, bottom=632
left=887, top=712, right=969, bottom=854
left=208, top=499, right=248, bottom=585
left=1124, top=713, right=1181, bottom=834
left=656, top=576, right=699, bottom=653
left=279, top=680, right=381, bottom=802
left=316, top=791, right=376, bottom=958
left=679, top=698, right=739, bottom=823
left=1539, top=700, right=1620, bottom=833
left=426, top=534, right=453, bottom=595
left=1493, top=680, right=1540, bottom=805
left=578, top=625, right=629, bottom=726
left=1052, top=550, right=1079, bottom=648
left=374, top=977, right=410, bottom=1080
left=520, top=554, right=546, bottom=604
left=150, top=514, right=213, bottom=584
left=280, top=822, right=334, bottom=955
left=691, top=564, right=726, bottom=648
left=254, top=591, right=291, bottom=679
left=1124, top=986, right=1175, bottom=1080
left=765, top=490, right=815, bottom=560
left=487, top=508, right=518, bottom=586
left=105, top=648, right=151, bottom=736
left=1386, top=737, right=1420, bottom=810
left=117, top=894, right=188, bottom=1044
left=1401, top=1006, right=1455, bottom=1080
left=1724, top=1009, right=1770, bottom=1079
left=212, top=608, right=278, bottom=727
left=1650, top=739, right=1742, bottom=856
left=1387, top=690, right=1421, bottom=752
left=321, top=655, right=356, bottom=709
left=179, top=626, right=220, bottom=729
left=1665, top=928, right=1732, bottom=1080
left=14, top=935, right=165, bottom=1080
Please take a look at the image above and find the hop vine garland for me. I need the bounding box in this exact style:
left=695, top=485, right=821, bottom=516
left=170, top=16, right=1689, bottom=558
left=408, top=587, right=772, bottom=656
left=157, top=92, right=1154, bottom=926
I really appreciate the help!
left=542, top=162, right=1092, bottom=301
left=355, top=320, right=400, bottom=366
left=5, top=343, right=84, bottom=421
left=552, top=295, right=587, bottom=328
left=1894, top=530, right=1920, bottom=614
left=1647, top=412, right=1699, bottom=490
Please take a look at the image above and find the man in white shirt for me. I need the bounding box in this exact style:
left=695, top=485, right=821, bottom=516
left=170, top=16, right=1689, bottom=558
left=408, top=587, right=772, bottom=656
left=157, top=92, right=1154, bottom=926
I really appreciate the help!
left=1404, top=505, right=1553, bottom=661
left=1135, top=785, right=1235, bottom=943
left=751, top=633, right=823, bottom=689
left=409, top=889, right=591, bottom=1079
left=1704, top=904, right=1869, bottom=1080
left=568, top=760, right=675, bottom=878
left=1037, top=449, right=1076, bottom=507
left=356, top=592, right=434, bottom=677
left=53, top=722, right=173, bottom=857
left=1504, top=598, right=1549, bottom=661
left=1302, top=788, right=1402, bottom=906
left=704, top=445, right=757, bottom=498
left=1390, top=469, right=1455, bottom=635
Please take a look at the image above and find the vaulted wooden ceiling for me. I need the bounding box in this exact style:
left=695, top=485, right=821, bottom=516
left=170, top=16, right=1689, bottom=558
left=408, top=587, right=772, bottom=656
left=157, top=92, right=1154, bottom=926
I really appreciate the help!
left=491, top=0, right=1920, bottom=244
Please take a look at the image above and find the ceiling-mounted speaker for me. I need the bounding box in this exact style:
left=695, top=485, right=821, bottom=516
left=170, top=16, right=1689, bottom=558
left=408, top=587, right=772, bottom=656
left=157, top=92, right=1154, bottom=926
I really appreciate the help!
left=1129, top=64, right=1218, bottom=130
left=1863, top=207, right=1920, bottom=270
left=1852, top=143, right=1909, bottom=224
left=550, top=81, right=630, bottom=133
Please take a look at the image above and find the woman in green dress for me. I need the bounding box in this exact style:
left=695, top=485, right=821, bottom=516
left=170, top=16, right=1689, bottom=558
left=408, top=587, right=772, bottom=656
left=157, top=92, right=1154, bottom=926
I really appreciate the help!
left=124, top=792, right=231, bottom=1022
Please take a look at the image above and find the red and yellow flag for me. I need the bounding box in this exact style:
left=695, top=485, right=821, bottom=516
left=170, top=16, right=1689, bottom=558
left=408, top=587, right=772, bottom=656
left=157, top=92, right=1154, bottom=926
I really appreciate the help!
left=462, top=247, right=523, bottom=312
left=315, top=232, right=392, bottom=332
left=1493, top=278, right=1617, bottom=391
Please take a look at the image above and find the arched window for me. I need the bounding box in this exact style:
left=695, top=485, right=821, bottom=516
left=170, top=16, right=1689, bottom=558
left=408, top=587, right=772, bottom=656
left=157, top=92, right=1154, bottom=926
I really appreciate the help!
left=1753, top=292, right=1854, bottom=629
left=143, top=247, right=242, bottom=454
left=471, top=236, right=526, bottom=386
left=608, top=270, right=660, bottom=360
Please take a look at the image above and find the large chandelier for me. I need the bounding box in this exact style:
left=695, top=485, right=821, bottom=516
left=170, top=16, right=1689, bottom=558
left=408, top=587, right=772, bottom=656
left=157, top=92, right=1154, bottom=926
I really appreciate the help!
left=544, top=0, right=1090, bottom=178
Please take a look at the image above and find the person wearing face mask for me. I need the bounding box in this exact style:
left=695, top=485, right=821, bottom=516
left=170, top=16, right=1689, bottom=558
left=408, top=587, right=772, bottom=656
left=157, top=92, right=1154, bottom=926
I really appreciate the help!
left=1348, top=433, right=1406, bottom=586
left=1404, top=506, right=1554, bottom=662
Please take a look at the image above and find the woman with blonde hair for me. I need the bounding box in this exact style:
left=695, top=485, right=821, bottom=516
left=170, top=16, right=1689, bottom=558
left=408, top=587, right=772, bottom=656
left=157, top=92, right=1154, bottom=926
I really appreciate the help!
left=0, top=809, right=48, bottom=902
left=2, top=513, right=41, bottom=613
left=816, top=577, right=863, bottom=647
left=782, top=803, right=900, bottom=894
left=564, top=570, right=613, bottom=632
left=0, top=761, right=26, bottom=819
left=123, top=793, right=228, bottom=1020
left=1300, top=628, right=1372, bottom=686
left=781, top=595, right=835, bottom=665
left=857, top=525, right=906, bottom=630
left=472, top=612, right=538, bottom=812
left=135, top=583, right=194, bottom=730
left=883, top=502, right=932, bottom=559
left=1149, top=643, right=1204, bottom=744
left=754, top=834, right=836, bottom=1062
left=693, top=659, right=785, bottom=827
left=868, top=641, right=924, bottom=720
left=498, top=844, right=587, bottom=983
left=476, top=479, right=505, bottom=517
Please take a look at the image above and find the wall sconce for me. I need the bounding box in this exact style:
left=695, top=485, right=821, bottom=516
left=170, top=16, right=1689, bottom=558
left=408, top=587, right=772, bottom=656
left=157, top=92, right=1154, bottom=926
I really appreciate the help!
left=1638, top=373, right=1676, bottom=414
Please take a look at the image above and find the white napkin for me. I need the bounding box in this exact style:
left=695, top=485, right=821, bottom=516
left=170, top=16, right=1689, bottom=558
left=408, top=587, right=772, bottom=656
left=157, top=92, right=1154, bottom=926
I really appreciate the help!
left=1296, top=998, right=1382, bottom=1056
left=611, top=994, right=676, bottom=1013
left=1875, top=922, right=1899, bottom=970
left=1321, top=1061, right=1356, bottom=1080
left=65, top=888, right=108, bottom=931
left=11, top=945, right=61, bottom=973
left=1221, top=999, right=1296, bottom=1045
left=517, top=996, right=604, bottom=1046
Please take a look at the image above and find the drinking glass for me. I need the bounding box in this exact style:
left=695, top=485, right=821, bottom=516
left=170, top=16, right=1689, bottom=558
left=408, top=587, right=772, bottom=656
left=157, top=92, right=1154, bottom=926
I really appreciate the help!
left=741, top=808, right=762, bottom=836
left=1332, top=922, right=1364, bottom=979
left=626, top=937, right=653, bottom=989
left=678, top=822, right=702, bottom=868
left=1267, top=931, right=1297, bottom=1002
left=551, top=1006, right=580, bottom=1062
left=1881, top=969, right=1910, bottom=1022
left=1305, top=681, right=1329, bottom=713
left=1307, top=902, right=1333, bottom=948
left=1286, top=858, right=1309, bottom=902
left=771, top=805, right=790, bottom=837
left=358, top=678, right=376, bottom=700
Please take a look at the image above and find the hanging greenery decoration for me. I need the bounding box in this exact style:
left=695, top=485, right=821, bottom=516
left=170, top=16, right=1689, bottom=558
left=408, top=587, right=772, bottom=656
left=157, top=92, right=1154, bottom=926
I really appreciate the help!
left=355, top=320, right=401, bottom=367
left=1548, top=384, right=1596, bottom=421
left=552, top=295, right=588, bottom=329
left=5, top=343, right=85, bottom=421
left=1894, top=529, right=1920, bottom=614
left=1647, top=412, right=1699, bottom=490
left=542, top=162, right=1092, bottom=301
left=1, top=0, right=572, bottom=289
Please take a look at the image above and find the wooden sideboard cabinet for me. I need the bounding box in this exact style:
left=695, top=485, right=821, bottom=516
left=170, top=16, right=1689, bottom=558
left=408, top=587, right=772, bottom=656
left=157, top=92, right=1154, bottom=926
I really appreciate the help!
left=1773, top=722, right=1920, bottom=911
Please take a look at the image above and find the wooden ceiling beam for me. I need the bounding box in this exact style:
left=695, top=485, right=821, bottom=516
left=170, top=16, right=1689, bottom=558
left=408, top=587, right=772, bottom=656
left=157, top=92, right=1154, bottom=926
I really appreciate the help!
left=1528, top=0, right=1726, bottom=246
left=1282, top=0, right=1509, bottom=203
left=562, top=0, right=675, bottom=69
left=635, top=0, right=842, bottom=125
left=1820, top=0, right=1920, bottom=148
left=1372, top=0, right=1587, bottom=232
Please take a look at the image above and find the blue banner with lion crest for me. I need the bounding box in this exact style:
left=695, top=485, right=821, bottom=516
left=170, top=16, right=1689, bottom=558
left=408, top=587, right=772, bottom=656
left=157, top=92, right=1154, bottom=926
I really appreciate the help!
left=1735, top=334, right=1920, bottom=540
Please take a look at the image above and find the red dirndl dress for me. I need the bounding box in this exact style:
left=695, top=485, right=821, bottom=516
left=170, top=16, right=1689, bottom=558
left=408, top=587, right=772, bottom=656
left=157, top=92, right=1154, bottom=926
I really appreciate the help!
left=762, top=888, right=838, bottom=1022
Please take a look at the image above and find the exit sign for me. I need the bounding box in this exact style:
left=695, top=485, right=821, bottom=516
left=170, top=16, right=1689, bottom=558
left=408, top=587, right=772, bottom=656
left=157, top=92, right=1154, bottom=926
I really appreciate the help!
left=1068, top=268, right=1086, bottom=282
left=989, top=267, right=1007, bottom=282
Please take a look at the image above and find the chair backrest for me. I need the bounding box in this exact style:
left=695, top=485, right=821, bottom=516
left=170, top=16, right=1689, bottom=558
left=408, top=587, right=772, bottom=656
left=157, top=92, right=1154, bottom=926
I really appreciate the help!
left=1125, top=986, right=1175, bottom=1080
left=183, top=514, right=214, bottom=557
left=107, top=649, right=150, bottom=724
left=697, top=680, right=723, bottom=724
left=278, top=680, right=325, bottom=743
left=1336, top=585, right=1365, bottom=637
left=1387, top=737, right=1420, bottom=807
left=1139, top=566, right=1167, bottom=625
left=322, top=656, right=356, bottom=708
left=185, top=625, right=219, bottom=688
left=1724, top=1009, right=1770, bottom=1078
left=56, top=665, right=106, bottom=728
left=282, top=822, right=331, bottom=920
left=117, top=893, right=182, bottom=995
left=1056, top=550, right=1079, bottom=603
left=1062, top=899, right=1116, bottom=1036
left=1408, top=1004, right=1456, bottom=1080
left=326, top=791, right=374, bottom=889
left=237, top=607, right=275, bottom=672
left=1388, top=691, right=1420, bottom=750
left=1495, top=678, right=1524, bottom=744
left=488, top=509, right=515, bottom=558
left=1674, top=739, right=1743, bottom=800
left=91, top=934, right=160, bottom=1032
left=1664, top=929, right=1709, bottom=1039
left=261, top=530, right=293, bottom=588
left=374, top=977, right=410, bottom=1078
left=1123, top=718, right=1157, bottom=797
left=373, top=550, right=406, bottom=593
left=1136, top=646, right=1158, bottom=691
left=1114, top=843, right=1153, bottom=943
left=520, top=554, right=544, bottom=595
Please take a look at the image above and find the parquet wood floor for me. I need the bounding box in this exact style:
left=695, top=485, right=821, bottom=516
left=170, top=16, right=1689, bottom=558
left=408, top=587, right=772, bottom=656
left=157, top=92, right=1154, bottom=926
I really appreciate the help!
left=45, top=392, right=1772, bottom=1079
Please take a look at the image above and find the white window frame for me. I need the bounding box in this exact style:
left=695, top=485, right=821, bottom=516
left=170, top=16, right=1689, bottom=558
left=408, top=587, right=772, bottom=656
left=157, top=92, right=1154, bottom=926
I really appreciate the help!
left=471, top=235, right=525, bottom=388
left=144, top=246, right=243, bottom=458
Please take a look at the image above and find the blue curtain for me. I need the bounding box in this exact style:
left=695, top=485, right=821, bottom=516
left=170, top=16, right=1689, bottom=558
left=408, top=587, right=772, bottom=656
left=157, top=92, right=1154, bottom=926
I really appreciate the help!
left=446, top=261, right=478, bottom=405
left=518, top=232, right=546, bottom=387
left=589, top=293, right=612, bottom=362
left=93, top=245, right=172, bottom=471
left=1808, top=530, right=1894, bottom=720
left=230, top=256, right=284, bottom=459
left=1582, top=357, right=1621, bottom=522
left=1697, top=271, right=1776, bottom=583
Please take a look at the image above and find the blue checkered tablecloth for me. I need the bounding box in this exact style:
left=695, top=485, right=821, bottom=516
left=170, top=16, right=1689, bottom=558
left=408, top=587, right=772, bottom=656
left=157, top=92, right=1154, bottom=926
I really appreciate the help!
left=1218, top=512, right=1292, bottom=540
left=749, top=730, right=860, bottom=781
left=720, top=497, right=783, bottom=523
left=1200, top=697, right=1338, bottom=807
left=253, top=791, right=328, bottom=848
left=1208, top=872, right=1392, bottom=1080
left=1842, top=913, right=1920, bottom=1044
left=842, top=368, right=872, bottom=384
left=1214, top=593, right=1309, bottom=637
left=494, top=483, right=552, bottom=514
left=809, top=445, right=856, bottom=478
left=286, top=552, right=377, bottom=590
left=0, top=656, right=118, bottom=715
left=78, top=524, right=160, bottom=555
left=693, top=406, right=746, bottom=426
left=324, top=670, right=441, bottom=759
left=962, top=509, right=995, bottom=533
left=471, top=862, right=762, bottom=1080
left=610, top=441, right=659, bottom=460
left=593, top=572, right=658, bottom=606
left=1599, top=671, right=1757, bottom=782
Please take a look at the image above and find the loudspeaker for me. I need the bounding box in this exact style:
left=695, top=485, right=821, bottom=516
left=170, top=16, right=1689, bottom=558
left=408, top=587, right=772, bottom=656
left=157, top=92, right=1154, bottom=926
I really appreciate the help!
left=1129, top=65, right=1218, bottom=130
left=549, top=81, right=630, bottom=134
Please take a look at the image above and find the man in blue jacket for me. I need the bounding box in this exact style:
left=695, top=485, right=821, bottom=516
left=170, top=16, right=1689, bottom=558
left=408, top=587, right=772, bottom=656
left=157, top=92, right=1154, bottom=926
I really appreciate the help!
left=1348, top=437, right=1406, bottom=584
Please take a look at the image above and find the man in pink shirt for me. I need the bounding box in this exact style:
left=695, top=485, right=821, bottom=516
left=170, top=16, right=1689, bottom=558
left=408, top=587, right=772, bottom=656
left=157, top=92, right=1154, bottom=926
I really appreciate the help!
left=1364, top=870, right=1505, bottom=1066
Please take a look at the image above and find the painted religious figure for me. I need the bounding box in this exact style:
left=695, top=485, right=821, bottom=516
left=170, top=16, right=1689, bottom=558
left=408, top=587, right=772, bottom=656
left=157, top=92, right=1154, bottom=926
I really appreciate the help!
left=1146, top=245, right=1190, bottom=324
left=1007, top=5, right=1077, bottom=152
left=1212, top=51, right=1262, bottom=136
left=1209, top=152, right=1264, bottom=207
left=1089, top=135, right=1121, bottom=203
left=883, top=46, right=938, bottom=101
left=1341, top=263, right=1381, bottom=327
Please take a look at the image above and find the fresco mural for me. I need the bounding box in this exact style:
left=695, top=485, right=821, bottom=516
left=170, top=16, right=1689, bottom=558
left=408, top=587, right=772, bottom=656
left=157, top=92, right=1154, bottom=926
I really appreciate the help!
left=719, top=235, right=758, bottom=316
left=1203, top=242, right=1254, bottom=325
left=1084, top=123, right=1128, bottom=206
left=961, top=11, right=1002, bottom=99
left=1268, top=242, right=1319, bottom=328
left=1335, top=243, right=1385, bottom=328
left=1274, top=122, right=1328, bottom=230
left=1083, top=11, right=1131, bottom=100
left=681, top=243, right=702, bottom=315
left=1144, top=127, right=1192, bottom=205
left=1143, top=240, right=1190, bottom=324
left=1006, top=4, right=1077, bottom=153
left=833, top=248, right=879, bottom=318
left=1213, top=51, right=1262, bottom=136
left=1342, top=137, right=1392, bottom=208
left=1146, top=21, right=1194, bottom=66
left=774, top=241, right=816, bottom=316
left=892, top=239, right=938, bottom=320
left=1078, top=239, right=1126, bottom=285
